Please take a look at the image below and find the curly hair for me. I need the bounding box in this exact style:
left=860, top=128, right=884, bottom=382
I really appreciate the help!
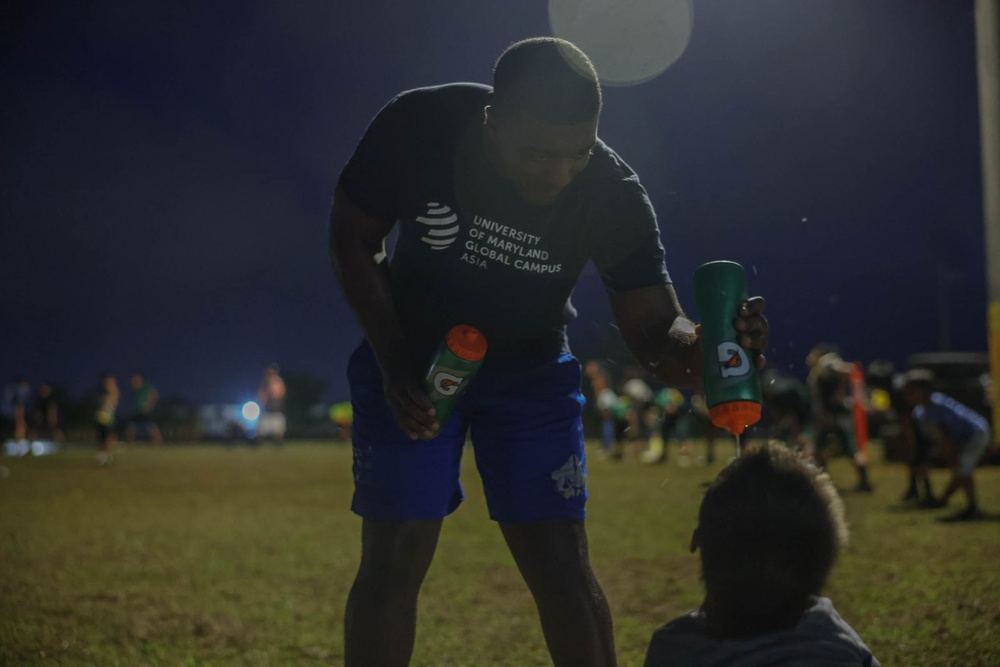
left=697, top=441, right=848, bottom=639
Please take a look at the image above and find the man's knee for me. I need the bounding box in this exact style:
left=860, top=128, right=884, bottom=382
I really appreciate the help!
left=502, top=521, right=598, bottom=590
left=357, top=519, right=441, bottom=593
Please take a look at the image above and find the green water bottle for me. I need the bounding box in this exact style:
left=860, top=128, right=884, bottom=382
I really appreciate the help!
left=422, top=325, right=488, bottom=438
left=692, top=261, right=762, bottom=436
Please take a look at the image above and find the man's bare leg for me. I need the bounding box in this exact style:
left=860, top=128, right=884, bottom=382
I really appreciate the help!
left=500, top=519, right=616, bottom=667
left=344, top=518, right=443, bottom=667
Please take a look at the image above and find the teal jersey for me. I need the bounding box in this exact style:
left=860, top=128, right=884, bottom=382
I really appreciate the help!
left=133, top=384, right=156, bottom=415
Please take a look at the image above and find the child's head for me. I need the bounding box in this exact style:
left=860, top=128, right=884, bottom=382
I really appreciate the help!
left=903, top=369, right=934, bottom=407
left=693, top=442, right=848, bottom=639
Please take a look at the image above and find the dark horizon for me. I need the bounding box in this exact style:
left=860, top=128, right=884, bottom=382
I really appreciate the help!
left=1, top=0, right=987, bottom=406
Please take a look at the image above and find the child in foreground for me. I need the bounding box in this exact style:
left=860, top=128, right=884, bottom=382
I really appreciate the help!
left=644, top=442, right=880, bottom=666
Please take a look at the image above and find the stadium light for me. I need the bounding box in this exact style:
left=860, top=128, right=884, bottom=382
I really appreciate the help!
left=242, top=401, right=261, bottom=421
left=549, top=0, right=693, bottom=86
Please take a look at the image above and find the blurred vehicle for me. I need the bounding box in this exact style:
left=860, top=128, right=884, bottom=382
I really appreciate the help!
left=199, top=403, right=257, bottom=442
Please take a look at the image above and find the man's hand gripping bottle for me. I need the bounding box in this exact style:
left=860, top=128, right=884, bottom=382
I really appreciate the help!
left=422, top=325, right=488, bottom=438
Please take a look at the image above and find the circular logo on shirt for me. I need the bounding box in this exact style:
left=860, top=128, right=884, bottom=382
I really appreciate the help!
left=434, top=371, right=463, bottom=396
left=418, top=202, right=460, bottom=250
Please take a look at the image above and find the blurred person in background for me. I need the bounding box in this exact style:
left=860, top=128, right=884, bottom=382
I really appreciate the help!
left=904, top=370, right=991, bottom=521
left=584, top=360, right=619, bottom=460
left=256, top=363, right=287, bottom=443
left=2, top=377, right=31, bottom=452
left=330, top=401, right=354, bottom=441
left=126, top=374, right=162, bottom=444
left=95, top=373, right=120, bottom=465
left=674, top=390, right=730, bottom=466
left=806, top=344, right=872, bottom=493
left=761, top=368, right=813, bottom=456
left=863, top=360, right=895, bottom=445
left=892, top=372, right=936, bottom=505
left=621, top=367, right=655, bottom=460
left=641, top=386, right=684, bottom=464
left=865, top=362, right=936, bottom=505
left=28, top=383, right=63, bottom=443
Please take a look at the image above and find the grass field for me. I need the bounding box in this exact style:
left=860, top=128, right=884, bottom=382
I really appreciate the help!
left=1, top=441, right=999, bottom=667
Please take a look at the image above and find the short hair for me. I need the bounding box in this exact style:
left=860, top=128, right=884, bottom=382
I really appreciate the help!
left=697, top=442, right=848, bottom=639
left=492, top=37, right=602, bottom=124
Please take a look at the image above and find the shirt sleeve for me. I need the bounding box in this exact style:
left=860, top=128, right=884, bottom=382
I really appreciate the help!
left=337, top=93, right=413, bottom=221
left=588, top=179, right=671, bottom=291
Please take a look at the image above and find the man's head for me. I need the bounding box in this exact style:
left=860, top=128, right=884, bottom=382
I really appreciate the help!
left=903, top=369, right=934, bottom=407
left=131, top=374, right=144, bottom=390
left=485, top=37, right=602, bottom=206
left=693, top=442, right=848, bottom=639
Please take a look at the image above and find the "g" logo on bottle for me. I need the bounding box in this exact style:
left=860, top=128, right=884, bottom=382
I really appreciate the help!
left=716, top=342, right=751, bottom=378
left=434, top=371, right=463, bottom=396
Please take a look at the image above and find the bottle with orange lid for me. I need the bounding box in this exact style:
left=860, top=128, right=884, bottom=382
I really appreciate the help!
left=422, top=325, right=488, bottom=439
left=692, top=261, right=762, bottom=449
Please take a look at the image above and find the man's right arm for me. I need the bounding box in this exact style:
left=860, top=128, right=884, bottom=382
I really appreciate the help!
left=328, top=187, right=437, bottom=439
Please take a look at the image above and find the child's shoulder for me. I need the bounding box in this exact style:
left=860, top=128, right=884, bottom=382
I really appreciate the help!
left=643, top=598, right=880, bottom=667
left=644, top=610, right=713, bottom=666
left=798, top=596, right=873, bottom=650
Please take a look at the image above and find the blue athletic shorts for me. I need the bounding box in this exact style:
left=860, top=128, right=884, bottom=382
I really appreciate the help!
left=347, top=341, right=588, bottom=524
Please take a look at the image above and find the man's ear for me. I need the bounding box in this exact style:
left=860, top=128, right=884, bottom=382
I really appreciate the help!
left=689, top=527, right=700, bottom=554
left=483, top=105, right=498, bottom=135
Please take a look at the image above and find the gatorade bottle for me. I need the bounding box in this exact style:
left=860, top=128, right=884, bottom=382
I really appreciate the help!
left=422, top=325, right=488, bottom=438
left=692, top=261, right=762, bottom=437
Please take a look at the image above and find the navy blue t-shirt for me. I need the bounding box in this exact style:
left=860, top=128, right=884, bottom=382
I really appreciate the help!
left=339, top=83, right=670, bottom=365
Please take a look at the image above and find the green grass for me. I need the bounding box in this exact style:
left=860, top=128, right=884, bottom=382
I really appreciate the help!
left=1, top=441, right=998, bottom=666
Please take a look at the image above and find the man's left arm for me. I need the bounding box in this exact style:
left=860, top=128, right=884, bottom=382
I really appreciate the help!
left=609, top=284, right=768, bottom=389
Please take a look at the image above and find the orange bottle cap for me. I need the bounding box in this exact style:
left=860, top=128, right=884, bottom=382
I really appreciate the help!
left=446, top=325, right=488, bottom=362
left=708, top=401, right=762, bottom=436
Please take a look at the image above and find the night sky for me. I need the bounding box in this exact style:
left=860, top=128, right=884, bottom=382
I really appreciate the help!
left=0, top=0, right=986, bottom=405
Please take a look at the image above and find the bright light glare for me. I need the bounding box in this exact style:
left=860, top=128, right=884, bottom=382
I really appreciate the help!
left=242, top=401, right=261, bottom=421
left=549, top=0, right=693, bottom=86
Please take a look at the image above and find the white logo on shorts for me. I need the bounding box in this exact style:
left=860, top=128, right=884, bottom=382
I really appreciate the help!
left=551, top=454, right=587, bottom=499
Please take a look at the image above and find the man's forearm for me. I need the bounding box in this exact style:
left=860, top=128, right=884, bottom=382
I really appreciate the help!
left=329, top=199, right=407, bottom=376
left=609, top=284, right=705, bottom=389
left=622, top=315, right=704, bottom=389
